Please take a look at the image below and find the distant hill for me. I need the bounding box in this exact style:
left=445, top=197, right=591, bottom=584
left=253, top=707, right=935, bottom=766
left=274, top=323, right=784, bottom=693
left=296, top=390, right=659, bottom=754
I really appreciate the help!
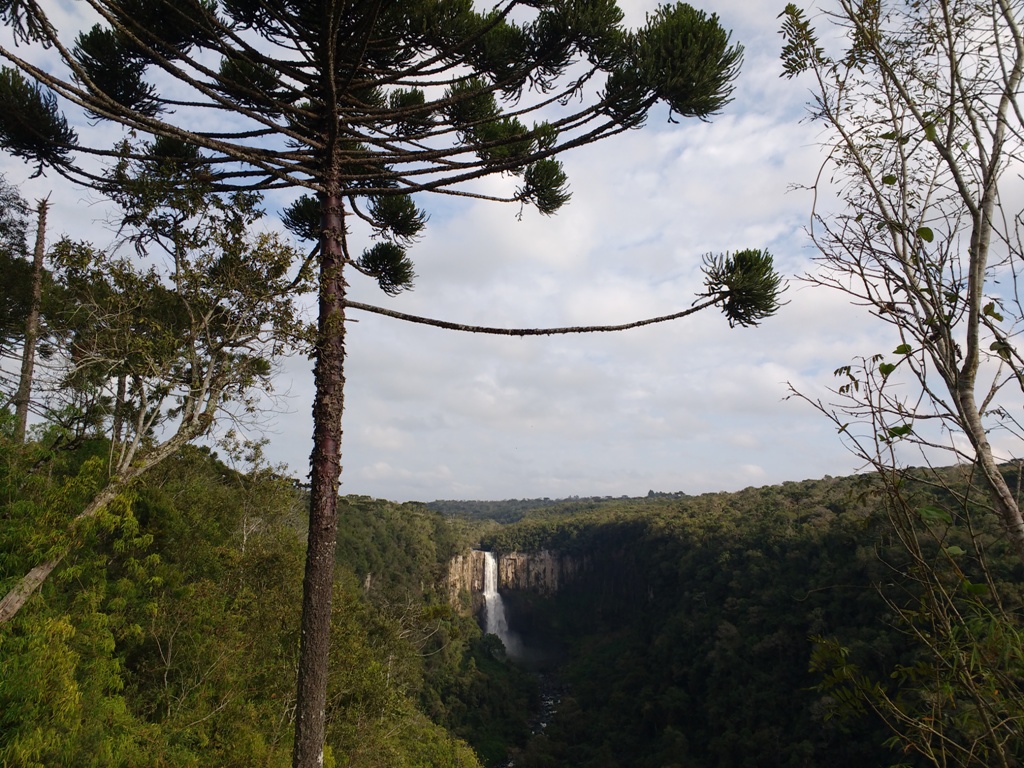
left=424, top=491, right=692, bottom=524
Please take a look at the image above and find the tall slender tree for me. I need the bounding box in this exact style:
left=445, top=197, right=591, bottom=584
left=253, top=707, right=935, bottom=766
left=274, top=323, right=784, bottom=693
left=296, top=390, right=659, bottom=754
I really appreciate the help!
left=781, top=0, right=1024, bottom=558
left=11, top=196, right=47, bottom=442
left=782, top=0, right=1024, bottom=762
left=0, top=2, right=781, bottom=765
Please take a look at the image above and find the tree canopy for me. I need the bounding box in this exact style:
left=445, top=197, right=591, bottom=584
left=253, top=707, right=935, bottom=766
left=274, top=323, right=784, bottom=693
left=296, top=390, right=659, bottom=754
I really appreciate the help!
left=0, top=175, right=32, bottom=362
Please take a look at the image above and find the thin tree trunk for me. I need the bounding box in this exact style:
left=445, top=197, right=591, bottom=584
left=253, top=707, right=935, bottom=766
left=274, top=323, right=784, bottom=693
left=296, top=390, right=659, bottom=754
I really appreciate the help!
left=13, top=197, right=48, bottom=443
left=292, top=191, right=347, bottom=768
left=112, top=373, right=126, bottom=445
left=957, top=389, right=1024, bottom=558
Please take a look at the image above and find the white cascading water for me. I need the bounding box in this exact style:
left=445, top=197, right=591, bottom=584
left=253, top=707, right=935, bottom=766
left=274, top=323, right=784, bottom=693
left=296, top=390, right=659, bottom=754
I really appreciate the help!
left=483, top=551, right=518, bottom=655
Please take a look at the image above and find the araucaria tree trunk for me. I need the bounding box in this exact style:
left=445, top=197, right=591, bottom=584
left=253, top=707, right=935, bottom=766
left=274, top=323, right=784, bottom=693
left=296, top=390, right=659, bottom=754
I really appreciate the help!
left=294, top=182, right=348, bottom=766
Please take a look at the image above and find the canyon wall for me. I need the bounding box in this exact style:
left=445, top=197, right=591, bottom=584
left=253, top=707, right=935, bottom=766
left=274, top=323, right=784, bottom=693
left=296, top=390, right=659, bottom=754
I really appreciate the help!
left=447, top=549, right=486, bottom=613
left=497, top=549, right=584, bottom=593
left=447, top=549, right=583, bottom=611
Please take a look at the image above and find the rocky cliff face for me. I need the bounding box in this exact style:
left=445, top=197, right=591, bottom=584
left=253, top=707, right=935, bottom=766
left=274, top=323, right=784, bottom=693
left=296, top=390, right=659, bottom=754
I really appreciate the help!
left=447, top=549, right=582, bottom=611
left=497, top=550, right=583, bottom=593
left=447, top=549, right=486, bottom=613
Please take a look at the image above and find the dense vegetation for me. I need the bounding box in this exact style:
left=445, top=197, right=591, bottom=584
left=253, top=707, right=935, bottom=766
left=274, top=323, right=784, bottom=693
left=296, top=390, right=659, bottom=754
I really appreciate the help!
left=4, top=409, right=1023, bottom=766
left=0, top=422, right=531, bottom=767
left=472, top=471, right=1024, bottom=767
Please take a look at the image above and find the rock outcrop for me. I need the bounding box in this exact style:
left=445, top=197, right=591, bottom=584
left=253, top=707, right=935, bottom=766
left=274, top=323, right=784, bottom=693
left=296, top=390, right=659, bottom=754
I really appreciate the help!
left=448, top=549, right=583, bottom=612
left=447, top=549, right=486, bottom=613
left=497, top=550, right=582, bottom=594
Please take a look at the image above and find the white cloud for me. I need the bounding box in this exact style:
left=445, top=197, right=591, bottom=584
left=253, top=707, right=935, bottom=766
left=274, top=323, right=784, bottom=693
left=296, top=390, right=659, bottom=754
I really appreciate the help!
left=4, top=0, right=968, bottom=502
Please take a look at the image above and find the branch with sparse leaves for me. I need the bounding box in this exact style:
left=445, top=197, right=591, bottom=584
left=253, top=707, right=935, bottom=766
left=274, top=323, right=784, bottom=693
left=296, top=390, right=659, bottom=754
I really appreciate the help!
left=346, top=248, right=785, bottom=334
left=781, top=0, right=1024, bottom=559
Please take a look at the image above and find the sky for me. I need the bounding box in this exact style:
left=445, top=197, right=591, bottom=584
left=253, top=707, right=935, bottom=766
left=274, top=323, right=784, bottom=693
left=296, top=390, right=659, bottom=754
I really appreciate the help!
left=1, top=0, right=911, bottom=501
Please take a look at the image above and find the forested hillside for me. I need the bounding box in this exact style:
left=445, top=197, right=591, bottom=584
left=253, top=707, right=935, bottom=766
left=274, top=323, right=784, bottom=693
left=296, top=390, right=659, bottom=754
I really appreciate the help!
left=4, top=409, right=1024, bottom=767
left=0, top=426, right=531, bottom=767
left=468, top=470, right=1024, bottom=767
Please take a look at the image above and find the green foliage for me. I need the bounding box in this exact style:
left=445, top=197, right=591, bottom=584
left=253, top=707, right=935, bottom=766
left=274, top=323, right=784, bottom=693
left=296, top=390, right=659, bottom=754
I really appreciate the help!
left=281, top=194, right=321, bottom=242
left=426, top=632, right=537, bottom=766
left=73, top=25, right=160, bottom=117
left=388, top=88, right=431, bottom=137
left=701, top=248, right=786, bottom=328
left=0, top=176, right=32, bottom=356
left=636, top=3, right=742, bottom=120
left=0, top=67, right=77, bottom=174
left=0, top=173, right=28, bottom=255
left=0, top=436, right=489, bottom=767
left=1, top=441, right=292, bottom=765
left=367, top=194, right=427, bottom=243
left=602, top=3, right=742, bottom=127
left=356, top=242, right=417, bottom=296
left=806, top=466, right=1024, bottom=768
left=519, top=159, right=571, bottom=216
left=778, top=4, right=823, bottom=79
left=105, top=135, right=215, bottom=237
left=334, top=495, right=460, bottom=598
left=427, top=497, right=572, bottom=525
left=218, top=55, right=283, bottom=114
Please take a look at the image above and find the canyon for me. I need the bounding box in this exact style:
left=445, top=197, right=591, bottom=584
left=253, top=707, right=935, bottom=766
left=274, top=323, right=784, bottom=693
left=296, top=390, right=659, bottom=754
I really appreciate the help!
left=446, top=548, right=585, bottom=614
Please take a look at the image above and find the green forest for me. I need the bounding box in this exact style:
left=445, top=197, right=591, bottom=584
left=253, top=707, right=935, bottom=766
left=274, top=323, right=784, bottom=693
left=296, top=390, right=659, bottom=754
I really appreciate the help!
left=5, top=417, right=1024, bottom=766
left=483, top=471, right=1024, bottom=767
left=0, top=429, right=539, bottom=767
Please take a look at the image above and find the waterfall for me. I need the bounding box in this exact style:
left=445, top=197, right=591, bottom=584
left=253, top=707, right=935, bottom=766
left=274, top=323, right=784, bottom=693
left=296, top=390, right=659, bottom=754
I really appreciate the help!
left=483, top=551, right=519, bottom=656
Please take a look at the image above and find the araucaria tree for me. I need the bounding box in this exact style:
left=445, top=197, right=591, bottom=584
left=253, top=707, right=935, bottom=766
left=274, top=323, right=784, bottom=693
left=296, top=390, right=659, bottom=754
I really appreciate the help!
left=0, top=2, right=782, bottom=765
